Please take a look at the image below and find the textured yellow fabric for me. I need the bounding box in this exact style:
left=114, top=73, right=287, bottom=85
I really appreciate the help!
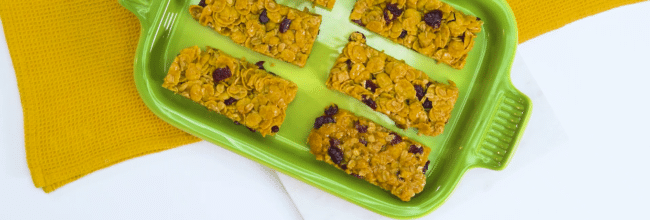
left=0, top=0, right=645, bottom=192
left=506, top=0, right=647, bottom=43
left=0, top=1, right=200, bottom=192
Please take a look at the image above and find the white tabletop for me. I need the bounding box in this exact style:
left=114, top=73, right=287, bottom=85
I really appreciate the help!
left=1, top=2, right=649, bottom=219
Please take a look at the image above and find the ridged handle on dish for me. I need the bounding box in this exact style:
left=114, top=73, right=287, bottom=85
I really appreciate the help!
left=119, top=0, right=154, bottom=25
left=472, top=82, right=531, bottom=171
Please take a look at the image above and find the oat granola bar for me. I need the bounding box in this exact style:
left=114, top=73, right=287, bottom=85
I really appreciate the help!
left=309, top=0, right=336, bottom=9
left=189, top=0, right=323, bottom=67
left=308, top=105, right=431, bottom=201
left=327, top=32, right=458, bottom=137
left=350, top=0, right=483, bottom=69
left=163, top=46, right=298, bottom=136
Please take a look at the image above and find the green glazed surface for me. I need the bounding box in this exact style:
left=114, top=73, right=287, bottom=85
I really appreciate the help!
left=119, top=0, right=531, bottom=218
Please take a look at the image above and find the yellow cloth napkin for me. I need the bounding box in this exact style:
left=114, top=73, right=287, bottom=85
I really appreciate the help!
left=508, top=0, right=646, bottom=43
left=0, top=0, right=645, bottom=192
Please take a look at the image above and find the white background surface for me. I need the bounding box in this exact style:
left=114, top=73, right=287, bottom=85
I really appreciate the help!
left=2, top=2, right=650, bottom=219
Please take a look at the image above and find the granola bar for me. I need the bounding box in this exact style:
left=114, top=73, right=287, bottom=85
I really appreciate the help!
left=350, top=0, right=483, bottom=69
left=308, top=105, right=431, bottom=201
left=163, top=46, right=298, bottom=136
left=309, top=0, right=336, bottom=9
left=327, top=32, right=458, bottom=137
left=189, top=0, right=323, bottom=67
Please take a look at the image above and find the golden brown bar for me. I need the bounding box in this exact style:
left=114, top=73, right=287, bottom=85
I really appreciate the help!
left=189, top=0, right=323, bottom=67
left=350, top=0, right=483, bottom=69
left=163, top=46, right=298, bottom=136
left=327, top=32, right=458, bottom=137
left=308, top=104, right=431, bottom=201
left=309, top=0, right=336, bottom=9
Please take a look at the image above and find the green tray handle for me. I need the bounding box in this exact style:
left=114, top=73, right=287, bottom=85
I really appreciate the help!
left=470, top=81, right=532, bottom=171
left=119, top=0, right=155, bottom=25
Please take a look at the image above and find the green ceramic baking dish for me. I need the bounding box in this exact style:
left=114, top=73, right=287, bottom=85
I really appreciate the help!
left=119, top=0, right=531, bottom=218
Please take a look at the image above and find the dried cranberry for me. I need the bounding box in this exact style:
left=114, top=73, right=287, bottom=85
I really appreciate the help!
left=351, top=19, right=365, bottom=26
left=384, top=3, right=403, bottom=24
left=345, top=59, right=352, bottom=70
left=423, top=160, right=430, bottom=174
left=385, top=3, right=403, bottom=17
left=398, top=30, right=407, bottom=39
left=383, top=10, right=392, bottom=24
left=361, top=95, right=377, bottom=110
left=328, top=142, right=344, bottom=165
left=351, top=173, right=363, bottom=179
left=224, top=97, right=237, bottom=105
left=259, top=9, right=269, bottom=24
left=408, top=145, right=424, bottom=154
left=340, top=164, right=348, bottom=170
left=359, top=138, right=368, bottom=146
left=364, top=80, right=377, bottom=93
left=390, top=132, right=402, bottom=145
left=314, top=116, right=335, bottom=129
left=329, top=138, right=341, bottom=148
left=271, top=126, right=279, bottom=133
left=414, top=84, right=425, bottom=100
left=355, top=122, right=368, bottom=133
left=423, top=99, right=432, bottom=109
left=212, top=67, right=232, bottom=83
left=324, top=105, right=338, bottom=116
left=423, top=10, right=443, bottom=29
left=198, top=0, right=206, bottom=7
left=279, top=18, right=292, bottom=33
left=255, top=61, right=265, bottom=70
